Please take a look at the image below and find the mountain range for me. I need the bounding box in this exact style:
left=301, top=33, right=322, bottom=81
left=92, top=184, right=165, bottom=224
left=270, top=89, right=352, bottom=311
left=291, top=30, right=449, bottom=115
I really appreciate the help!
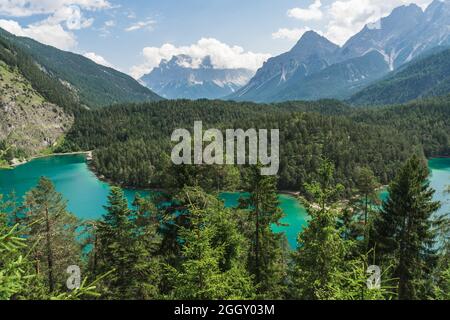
left=350, top=47, right=450, bottom=105
left=0, top=26, right=161, bottom=161
left=228, top=0, right=450, bottom=103
left=140, top=55, right=254, bottom=100
left=0, top=28, right=161, bottom=109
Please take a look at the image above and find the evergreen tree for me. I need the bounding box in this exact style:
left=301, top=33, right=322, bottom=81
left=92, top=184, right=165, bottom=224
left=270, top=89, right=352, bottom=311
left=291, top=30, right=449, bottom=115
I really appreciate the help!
left=372, top=155, right=441, bottom=300
left=290, top=159, right=346, bottom=300
left=95, top=187, right=161, bottom=299
left=23, top=177, right=81, bottom=293
left=355, top=167, right=379, bottom=229
left=169, top=187, right=254, bottom=300
left=433, top=266, right=450, bottom=300
left=240, top=165, right=287, bottom=299
left=0, top=195, right=30, bottom=299
left=342, top=167, right=380, bottom=249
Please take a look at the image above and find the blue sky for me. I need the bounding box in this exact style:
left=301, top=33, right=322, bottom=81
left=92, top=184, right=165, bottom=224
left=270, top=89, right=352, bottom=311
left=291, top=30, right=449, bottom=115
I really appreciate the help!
left=0, top=0, right=434, bottom=78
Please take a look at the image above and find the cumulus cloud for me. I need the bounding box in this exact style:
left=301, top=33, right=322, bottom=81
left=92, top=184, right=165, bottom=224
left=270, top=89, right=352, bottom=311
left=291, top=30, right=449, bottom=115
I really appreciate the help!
left=272, top=27, right=313, bottom=41
left=130, top=38, right=272, bottom=79
left=0, top=19, right=77, bottom=50
left=43, top=5, right=94, bottom=30
left=0, top=0, right=111, bottom=17
left=83, top=52, right=114, bottom=68
left=0, top=0, right=112, bottom=50
left=277, top=0, right=433, bottom=45
left=324, top=0, right=433, bottom=45
left=287, top=0, right=323, bottom=21
left=125, top=19, right=156, bottom=32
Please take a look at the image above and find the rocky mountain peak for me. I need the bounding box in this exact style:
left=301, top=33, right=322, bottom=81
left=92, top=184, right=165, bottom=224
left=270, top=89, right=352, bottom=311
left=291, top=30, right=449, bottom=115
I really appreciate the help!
left=291, top=30, right=339, bottom=57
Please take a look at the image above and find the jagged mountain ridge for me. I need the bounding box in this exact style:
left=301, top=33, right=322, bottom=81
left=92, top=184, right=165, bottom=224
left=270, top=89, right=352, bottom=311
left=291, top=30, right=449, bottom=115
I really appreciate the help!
left=229, top=0, right=450, bottom=103
left=140, top=55, right=254, bottom=99
left=229, top=31, right=339, bottom=102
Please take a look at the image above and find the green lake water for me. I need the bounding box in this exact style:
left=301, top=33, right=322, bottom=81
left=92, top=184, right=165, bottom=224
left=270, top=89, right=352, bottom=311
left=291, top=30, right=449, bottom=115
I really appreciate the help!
left=0, top=154, right=448, bottom=248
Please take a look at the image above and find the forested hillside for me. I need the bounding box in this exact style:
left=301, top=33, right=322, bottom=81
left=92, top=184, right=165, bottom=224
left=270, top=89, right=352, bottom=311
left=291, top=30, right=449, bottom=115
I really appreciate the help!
left=59, top=98, right=450, bottom=193
left=0, top=28, right=162, bottom=109
left=350, top=48, right=450, bottom=105
left=0, top=35, right=75, bottom=163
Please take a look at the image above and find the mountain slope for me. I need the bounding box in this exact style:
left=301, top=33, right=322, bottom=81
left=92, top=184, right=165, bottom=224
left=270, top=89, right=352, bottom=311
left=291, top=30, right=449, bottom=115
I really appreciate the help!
left=267, top=50, right=390, bottom=102
left=340, top=1, right=450, bottom=68
left=0, top=27, right=162, bottom=109
left=228, top=0, right=450, bottom=103
left=0, top=40, right=73, bottom=163
left=140, top=55, right=253, bottom=99
left=350, top=48, right=450, bottom=105
left=338, top=4, right=425, bottom=68
left=228, top=31, right=339, bottom=102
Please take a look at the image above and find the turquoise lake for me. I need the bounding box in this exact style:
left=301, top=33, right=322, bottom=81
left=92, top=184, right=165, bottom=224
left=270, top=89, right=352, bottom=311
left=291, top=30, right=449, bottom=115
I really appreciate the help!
left=0, top=154, right=448, bottom=248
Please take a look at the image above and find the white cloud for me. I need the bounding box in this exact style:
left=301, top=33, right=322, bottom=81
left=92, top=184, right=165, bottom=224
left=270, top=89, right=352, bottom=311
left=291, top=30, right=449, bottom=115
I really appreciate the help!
left=0, top=0, right=111, bottom=17
left=43, top=5, right=94, bottom=30
left=0, top=19, right=77, bottom=50
left=324, top=0, right=433, bottom=45
left=279, top=0, right=434, bottom=45
left=272, top=27, right=313, bottom=41
left=83, top=52, right=113, bottom=68
left=130, top=38, right=272, bottom=79
left=104, top=20, right=115, bottom=27
left=125, top=19, right=156, bottom=32
left=0, top=0, right=112, bottom=51
left=288, top=0, right=324, bottom=21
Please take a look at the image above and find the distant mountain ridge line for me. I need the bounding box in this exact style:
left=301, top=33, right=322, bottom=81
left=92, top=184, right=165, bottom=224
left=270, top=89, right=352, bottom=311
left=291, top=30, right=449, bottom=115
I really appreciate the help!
left=0, top=27, right=162, bottom=109
left=227, top=0, right=450, bottom=103
left=140, top=55, right=254, bottom=100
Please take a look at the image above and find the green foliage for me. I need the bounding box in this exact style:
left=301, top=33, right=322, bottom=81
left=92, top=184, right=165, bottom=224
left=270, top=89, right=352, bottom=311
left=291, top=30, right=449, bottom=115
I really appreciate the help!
left=167, top=187, right=255, bottom=300
left=351, top=48, right=450, bottom=106
left=325, top=253, right=396, bottom=300
left=349, top=98, right=450, bottom=157
left=290, top=160, right=347, bottom=300
left=95, top=187, right=162, bottom=299
left=239, top=166, right=287, bottom=299
left=0, top=223, right=29, bottom=300
left=0, top=32, right=80, bottom=115
left=372, top=155, right=442, bottom=299
left=433, top=267, right=450, bottom=300
left=58, top=98, right=447, bottom=196
left=1, top=191, right=103, bottom=300
left=51, top=270, right=114, bottom=301
left=0, top=27, right=161, bottom=109
left=22, top=177, right=82, bottom=293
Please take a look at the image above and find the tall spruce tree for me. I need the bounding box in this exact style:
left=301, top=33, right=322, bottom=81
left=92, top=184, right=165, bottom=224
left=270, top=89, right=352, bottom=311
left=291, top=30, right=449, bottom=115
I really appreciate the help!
left=355, top=167, right=379, bottom=229
left=372, top=155, right=441, bottom=300
left=342, top=167, right=380, bottom=249
left=95, top=187, right=162, bottom=299
left=23, top=177, right=81, bottom=293
left=169, top=187, right=254, bottom=300
left=290, top=159, right=346, bottom=300
left=239, top=165, right=287, bottom=299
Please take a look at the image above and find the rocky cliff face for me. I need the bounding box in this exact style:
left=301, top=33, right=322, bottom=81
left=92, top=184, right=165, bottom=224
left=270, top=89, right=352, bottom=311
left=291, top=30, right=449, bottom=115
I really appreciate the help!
left=0, top=61, right=73, bottom=160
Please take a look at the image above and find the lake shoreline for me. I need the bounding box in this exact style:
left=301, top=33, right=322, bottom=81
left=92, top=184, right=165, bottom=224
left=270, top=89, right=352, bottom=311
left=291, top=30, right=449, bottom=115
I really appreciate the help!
left=87, top=156, right=307, bottom=198
left=8, top=151, right=93, bottom=168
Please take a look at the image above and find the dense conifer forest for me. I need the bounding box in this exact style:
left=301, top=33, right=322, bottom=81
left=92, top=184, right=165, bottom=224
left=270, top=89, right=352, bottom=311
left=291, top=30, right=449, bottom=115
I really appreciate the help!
left=57, top=98, right=450, bottom=194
